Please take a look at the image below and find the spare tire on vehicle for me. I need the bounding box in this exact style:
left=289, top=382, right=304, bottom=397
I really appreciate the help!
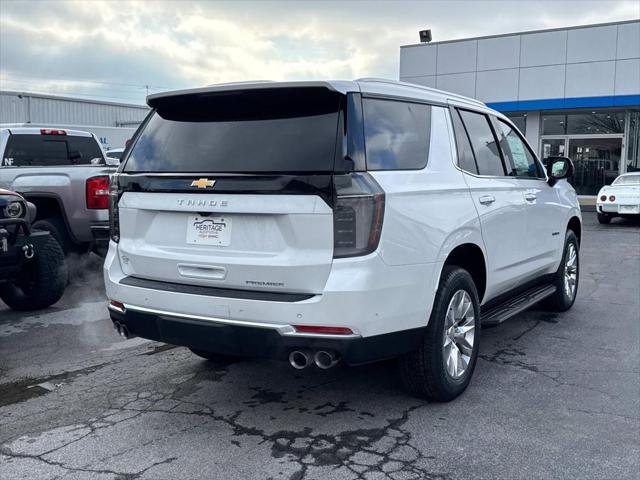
left=0, top=235, right=67, bottom=310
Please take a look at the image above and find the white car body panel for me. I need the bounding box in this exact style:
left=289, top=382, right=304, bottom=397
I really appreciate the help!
left=104, top=79, right=581, bottom=346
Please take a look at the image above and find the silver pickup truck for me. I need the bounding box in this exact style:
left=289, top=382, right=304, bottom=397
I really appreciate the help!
left=0, top=127, right=116, bottom=254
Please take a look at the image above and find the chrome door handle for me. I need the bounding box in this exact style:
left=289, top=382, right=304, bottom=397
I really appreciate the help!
left=478, top=195, right=495, bottom=205
left=524, top=193, right=537, bottom=202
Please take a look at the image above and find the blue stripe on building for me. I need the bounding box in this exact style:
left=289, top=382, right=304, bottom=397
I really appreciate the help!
left=487, top=94, right=640, bottom=112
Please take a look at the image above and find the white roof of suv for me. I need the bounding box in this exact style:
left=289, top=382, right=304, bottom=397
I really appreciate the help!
left=146, top=78, right=487, bottom=111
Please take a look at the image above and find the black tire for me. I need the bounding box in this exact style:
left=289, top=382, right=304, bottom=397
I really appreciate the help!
left=189, top=348, right=242, bottom=365
left=399, top=266, right=481, bottom=402
left=543, top=230, right=579, bottom=312
left=597, top=213, right=612, bottom=224
left=32, top=218, right=75, bottom=254
left=0, top=236, right=67, bottom=311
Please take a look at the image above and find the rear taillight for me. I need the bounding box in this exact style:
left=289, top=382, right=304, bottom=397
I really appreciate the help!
left=40, top=128, right=66, bottom=135
left=333, top=173, right=385, bottom=258
left=86, top=176, right=110, bottom=209
left=609, top=195, right=616, bottom=202
left=109, top=175, right=120, bottom=243
left=600, top=195, right=607, bottom=201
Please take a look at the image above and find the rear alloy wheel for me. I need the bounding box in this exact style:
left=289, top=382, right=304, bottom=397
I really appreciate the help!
left=544, top=230, right=579, bottom=312
left=399, top=266, right=480, bottom=402
left=442, top=290, right=476, bottom=379
left=597, top=213, right=611, bottom=224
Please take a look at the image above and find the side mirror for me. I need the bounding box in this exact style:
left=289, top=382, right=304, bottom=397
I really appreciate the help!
left=545, top=156, right=574, bottom=186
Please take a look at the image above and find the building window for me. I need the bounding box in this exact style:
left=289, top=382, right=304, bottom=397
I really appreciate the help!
left=505, top=113, right=526, bottom=135
left=566, top=111, right=625, bottom=135
left=542, top=110, right=625, bottom=135
left=541, top=114, right=566, bottom=135
left=627, top=111, right=640, bottom=173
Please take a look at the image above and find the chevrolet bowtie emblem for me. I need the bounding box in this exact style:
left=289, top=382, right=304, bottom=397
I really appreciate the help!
left=190, top=178, right=216, bottom=189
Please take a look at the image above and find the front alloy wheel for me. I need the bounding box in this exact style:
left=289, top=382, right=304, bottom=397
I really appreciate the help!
left=563, top=242, right=578, bottom=301
left=544, top=229, right=579, bottom=312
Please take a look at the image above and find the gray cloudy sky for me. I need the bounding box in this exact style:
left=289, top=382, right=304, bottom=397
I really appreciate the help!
left=1, top=0, right=638, bottom=105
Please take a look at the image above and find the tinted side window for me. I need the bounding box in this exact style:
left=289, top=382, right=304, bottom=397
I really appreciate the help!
left=496, top=119, right=542, bottom=178
left=363, top=98, right=430, bottom=170
left=458, top=110, right=505, bottom=176
left=450, top=109, right=478, bottom=174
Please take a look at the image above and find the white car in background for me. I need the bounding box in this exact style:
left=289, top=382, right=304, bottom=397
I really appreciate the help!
left=106, top=147, right=125, bottom=165
left=596, top=173, right=640, bottom=224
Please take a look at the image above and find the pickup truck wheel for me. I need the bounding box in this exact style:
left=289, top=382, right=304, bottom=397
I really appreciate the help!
left=399, top=266, right=480, bottom=402
left=32, top=218, right=75, bottom=254
left=597, top=213, right=612, bottom=224
left=0, top=236, right=67, bottom=311
left=189, top=348, right=242, bottom=365
left=543, top=230, right=579, bottom=312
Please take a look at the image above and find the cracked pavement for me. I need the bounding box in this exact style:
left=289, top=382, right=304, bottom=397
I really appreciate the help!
left=1, top=213, right=638, bottom=479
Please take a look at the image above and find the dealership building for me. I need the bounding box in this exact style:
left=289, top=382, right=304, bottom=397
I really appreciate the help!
left=400, top=20, right=640, bottom=197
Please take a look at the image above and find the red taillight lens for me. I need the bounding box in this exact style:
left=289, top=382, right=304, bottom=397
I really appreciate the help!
left=86, top=176, right=110, bottom=209
left=293, top=325, right=354, bottom=335
left=609, top=195, right=616, bottom=202
left=333, top=173, right=385, bottom=258
left=109, top=300, right=125, bottom=312
left=40, top=128, right=66, bottom=135
left=109, top=174, right=120, bottom=242
left=600, top=195, right=607, bottom=201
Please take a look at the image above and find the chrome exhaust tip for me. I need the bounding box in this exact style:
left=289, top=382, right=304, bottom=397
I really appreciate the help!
left=120, top=324, right=130, bottom=339
left=314, top=350, right=340, bottom=370
left=289, top=350, right=312, bottom=369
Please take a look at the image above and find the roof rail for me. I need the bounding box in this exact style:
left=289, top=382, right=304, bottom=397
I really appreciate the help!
left=355, top=77, right=395, bottom=83
left=206, top=80, right=274, bottom=87
left=356, top=77, right=485, bottom=106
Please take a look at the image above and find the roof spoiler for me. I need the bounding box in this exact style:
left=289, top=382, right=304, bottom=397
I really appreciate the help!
left=147, top=81, right=356, bottom=108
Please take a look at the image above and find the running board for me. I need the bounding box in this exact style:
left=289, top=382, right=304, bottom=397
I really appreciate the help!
left=481, top=284, right=556, bottom=326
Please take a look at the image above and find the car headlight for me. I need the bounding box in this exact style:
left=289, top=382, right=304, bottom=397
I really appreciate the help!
left=4, top=201, right=24, bottom=218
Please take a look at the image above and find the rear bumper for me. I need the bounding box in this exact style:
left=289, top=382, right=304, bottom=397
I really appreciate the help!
left=597, top=202, right=640, bottom=215
left=104, top=240, right=440, bottom=359
left=108, top=303, right=425, bottom=365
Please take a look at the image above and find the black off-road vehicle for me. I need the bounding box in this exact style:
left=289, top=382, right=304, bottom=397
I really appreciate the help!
left=0, top=188, right=67, bottom=310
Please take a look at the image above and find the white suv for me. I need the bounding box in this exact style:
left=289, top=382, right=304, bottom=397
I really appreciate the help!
left=105, top=79, right=581, bottom=401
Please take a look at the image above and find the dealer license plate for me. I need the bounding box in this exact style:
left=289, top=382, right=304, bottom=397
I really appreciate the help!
left=618, top=205, right=639, bottom=214
left=186, top=215, right=231, bottom=246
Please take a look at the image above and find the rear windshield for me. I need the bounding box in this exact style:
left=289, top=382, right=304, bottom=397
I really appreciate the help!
left=3, top=134, right=104, bottom=167
left=613, top=174, right=640, bottom=185
left=124, top=88, right=342, bottom=173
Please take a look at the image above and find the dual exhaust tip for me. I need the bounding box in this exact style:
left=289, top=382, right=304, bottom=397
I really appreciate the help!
left=112, top=321, right=133, bottom=340
left=289, top=349, right=340, bottom=370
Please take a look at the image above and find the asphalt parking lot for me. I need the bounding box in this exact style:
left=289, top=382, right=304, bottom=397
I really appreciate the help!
left=1, top=212, right=638, bottom=480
